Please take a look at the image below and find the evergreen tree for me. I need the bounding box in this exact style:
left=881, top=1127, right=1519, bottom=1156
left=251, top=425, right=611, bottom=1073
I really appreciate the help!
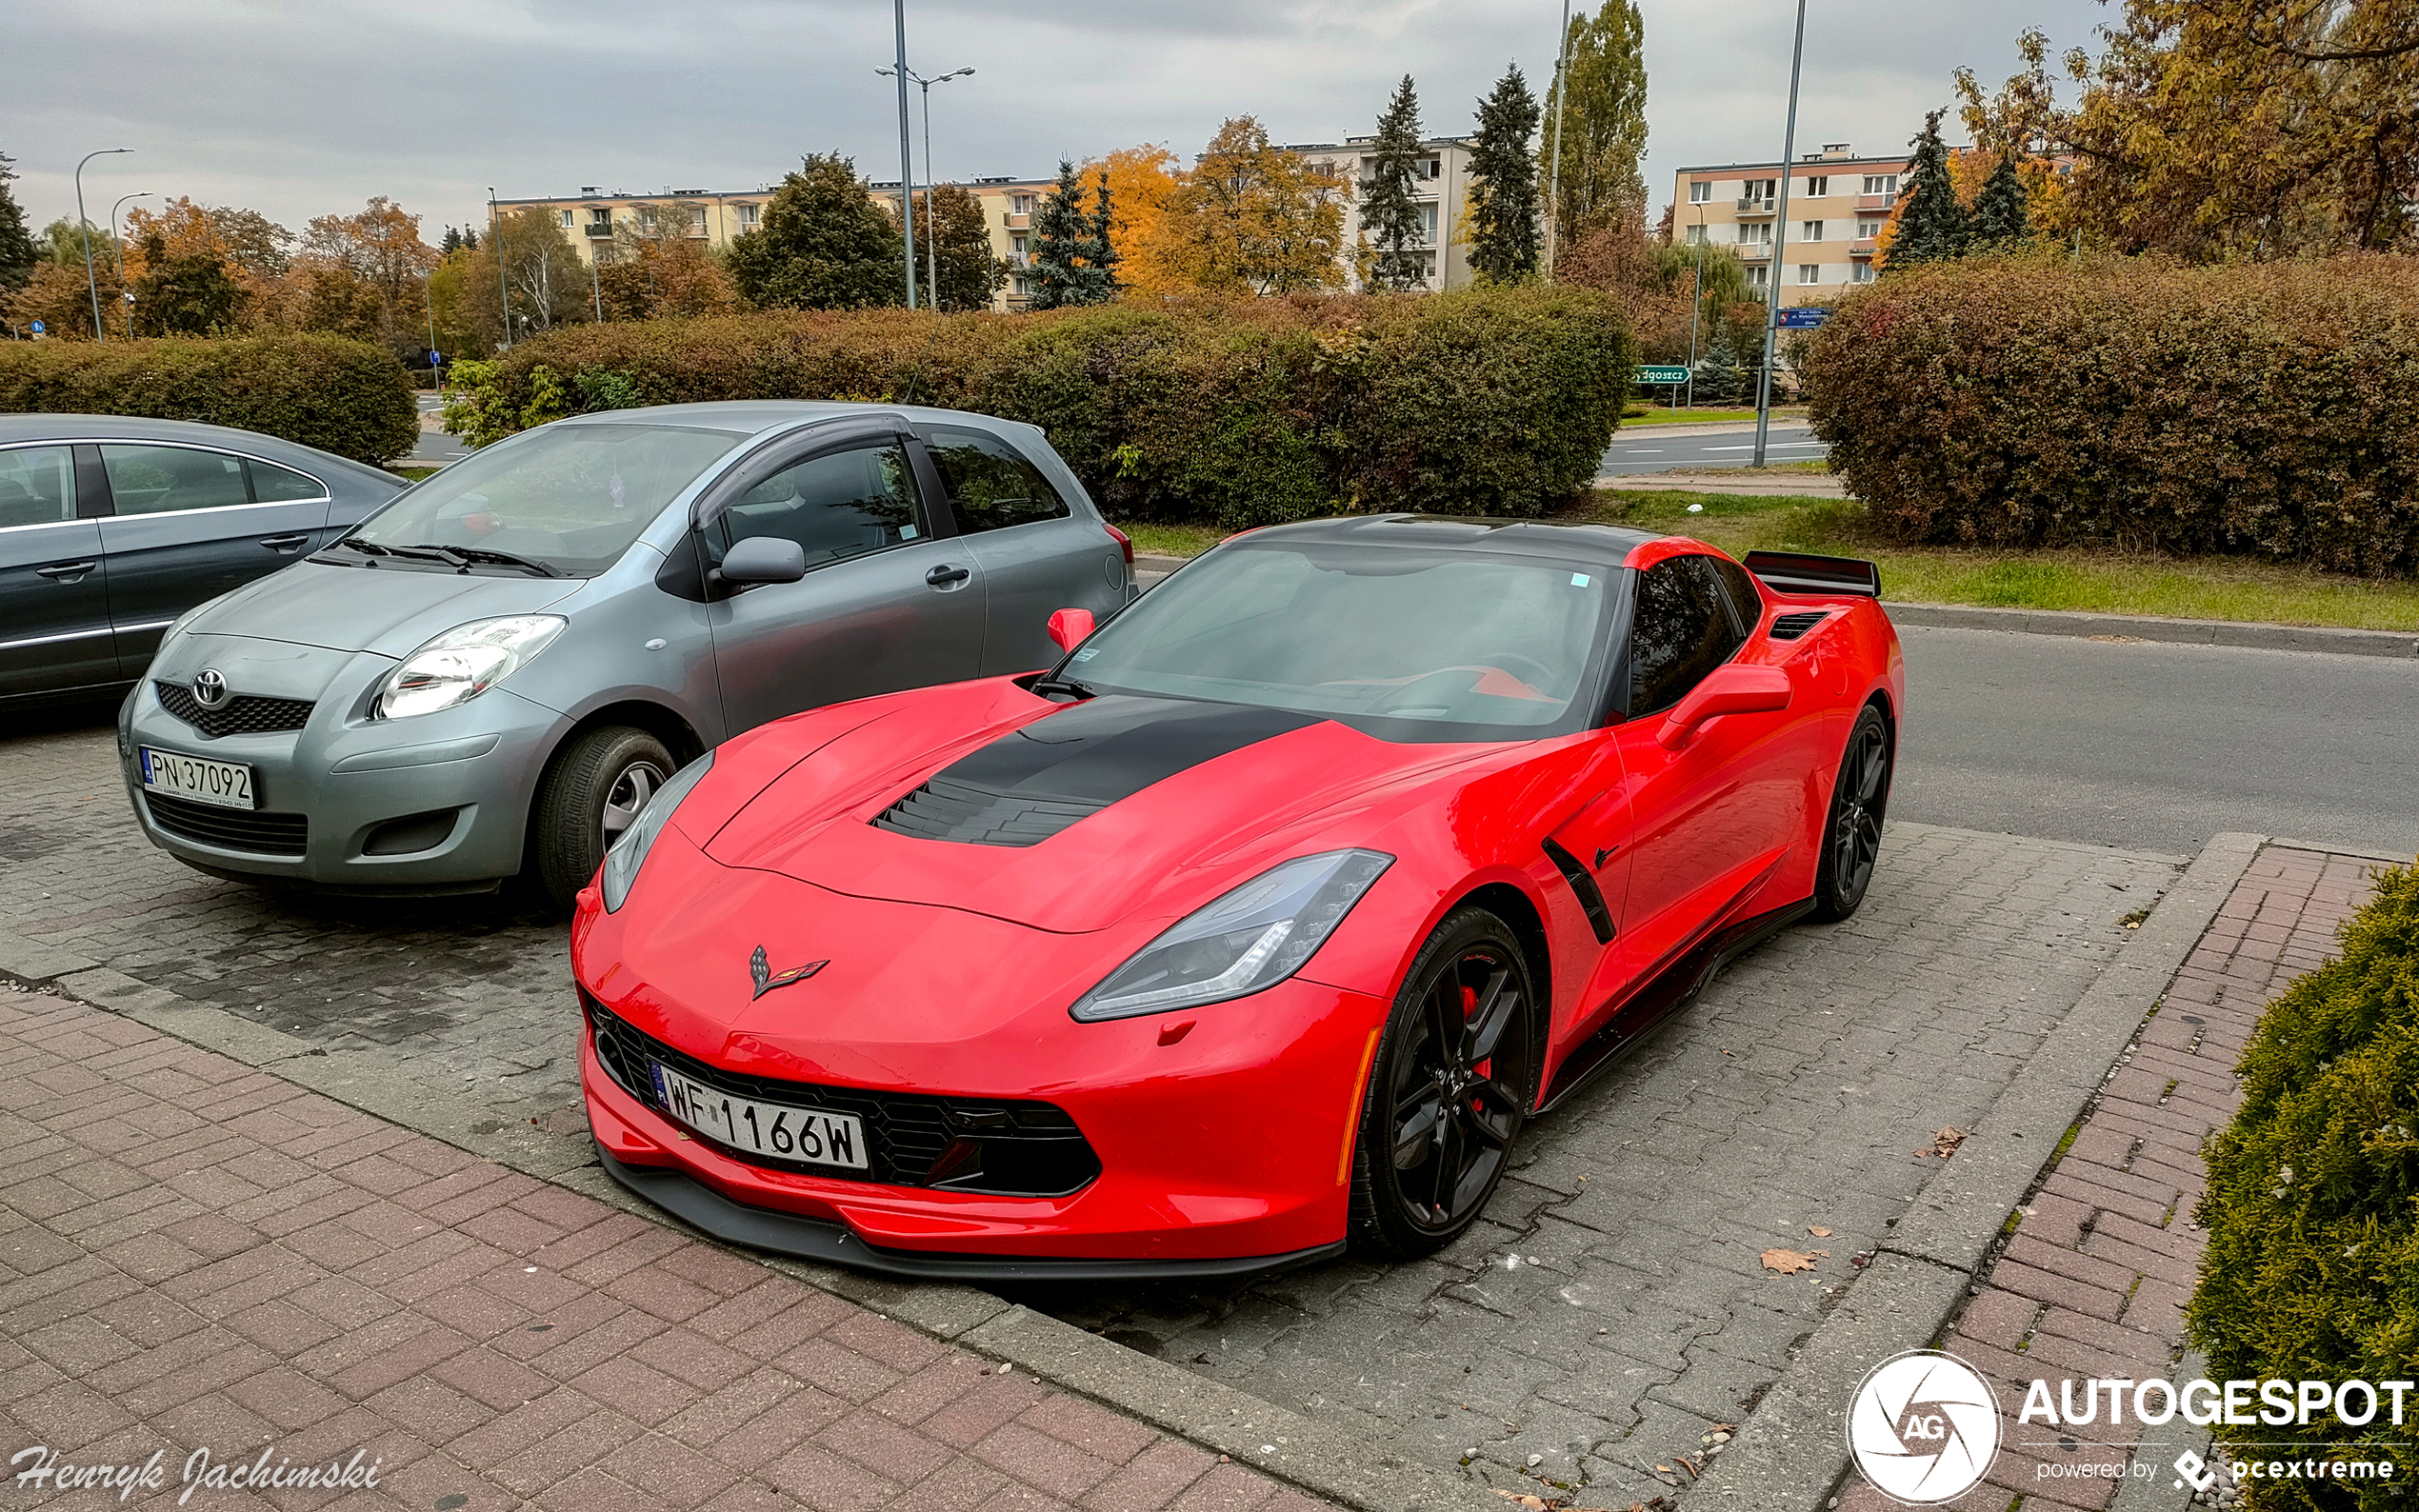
left=1359, top=74, right=1429, bottom=291
left=725, top=152, right=904, bottom=310
left=0, top=149, right=36, bottom=292
left=1027, top=160, right=1090, bottom=310
left=1080, top=169, right=1120, bottom=302
left=439, top=226, right=464, bottom=256
left=462, top=227, right=480, bottom=252
left=1968, top=156, right=2030, bottom=247
left=1549, top=0, right=1649, bottom=249
left=1467, top=65, right=1542, bottom=283
left=926, top=184, right=1008, bottom=312
left=1883, top=109, right=1970, bottom=271
left=1691, top=329, right=1747, bottom=407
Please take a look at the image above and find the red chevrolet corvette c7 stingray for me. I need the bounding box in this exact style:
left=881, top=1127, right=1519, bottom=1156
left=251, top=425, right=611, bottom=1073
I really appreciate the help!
left=572, top=514, right=1905, bottom=1280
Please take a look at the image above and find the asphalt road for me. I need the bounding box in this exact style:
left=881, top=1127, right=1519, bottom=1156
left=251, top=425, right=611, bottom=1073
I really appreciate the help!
left=1599, top=423, right=1825, bottom=475
left=1894, top=624, right=2419, bottom=858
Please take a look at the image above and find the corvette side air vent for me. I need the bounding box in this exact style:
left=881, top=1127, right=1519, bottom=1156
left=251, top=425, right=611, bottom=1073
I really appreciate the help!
left=1767, top=610, right=1831, bottom=642
left=872, top=775, right=1110, bottom=846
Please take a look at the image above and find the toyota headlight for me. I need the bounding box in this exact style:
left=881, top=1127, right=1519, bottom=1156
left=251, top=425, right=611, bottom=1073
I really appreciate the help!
left=375, top=615, right=566, bottom=720
left=599, top=751, right=714, bottom=912
left=1070, top=849, right=1394, bottom=1022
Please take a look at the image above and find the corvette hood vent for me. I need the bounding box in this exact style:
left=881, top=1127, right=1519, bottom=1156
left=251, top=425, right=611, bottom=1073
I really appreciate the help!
left=869, top=694, right=1320, bottom=848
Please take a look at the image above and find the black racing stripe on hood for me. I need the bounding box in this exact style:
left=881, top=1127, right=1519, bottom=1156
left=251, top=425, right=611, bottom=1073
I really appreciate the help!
left=872, top=696, right=1322, bottom=846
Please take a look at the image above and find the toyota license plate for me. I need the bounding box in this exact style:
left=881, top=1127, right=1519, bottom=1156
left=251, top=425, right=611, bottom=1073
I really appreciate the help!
left=651, top=1063, right=869, bottom=1170
left=139, top=747, right=257, bottom=811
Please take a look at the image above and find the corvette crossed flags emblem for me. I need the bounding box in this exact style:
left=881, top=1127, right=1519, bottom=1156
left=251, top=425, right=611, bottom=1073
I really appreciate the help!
left=750, top=945, right=829, bottom=1000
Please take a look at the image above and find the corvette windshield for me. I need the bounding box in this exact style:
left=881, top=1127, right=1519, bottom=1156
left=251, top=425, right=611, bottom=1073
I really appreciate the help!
left=1066, top=541, right=1615, bottom=739
left=343, top=423, right=745, bottom=576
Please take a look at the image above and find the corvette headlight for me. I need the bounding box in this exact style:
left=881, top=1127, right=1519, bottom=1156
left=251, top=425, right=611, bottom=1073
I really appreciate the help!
left=599, top=751, right=713, bottom=912
left=1070, top=849, right=1394, bottom=1022
left=375, top=615, right=566, bottom=720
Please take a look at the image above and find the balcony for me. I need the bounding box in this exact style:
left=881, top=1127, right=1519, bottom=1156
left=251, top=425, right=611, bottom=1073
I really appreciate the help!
left=1849, top=238, right=1878, bottom=258
left=583, top=223, right=614, bottom=238
left=1856, top=193, right=1894, bottom=211
left=1003, top=211, right=1031, bottom=230
left=1737, top=244, right=1772, bottom=261
left=1735, top=198, right=1776, bottom=217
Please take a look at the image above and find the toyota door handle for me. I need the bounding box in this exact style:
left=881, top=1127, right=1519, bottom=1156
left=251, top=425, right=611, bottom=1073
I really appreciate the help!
left=35, top=562, right=96, bottom=579
left=259, top=533, right=310, bottom=551
left=925, top=564, right=971, bottom=587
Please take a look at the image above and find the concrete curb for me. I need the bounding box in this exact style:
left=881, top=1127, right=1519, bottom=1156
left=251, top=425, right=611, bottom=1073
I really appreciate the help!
left=1592, top=472, right=1849, bottom=497
left=1887, top=601, right=2419, bottom=660
left=0, top=928, right=1489, bottom=1512
left=1686, top=831, right=2267, bottom=1509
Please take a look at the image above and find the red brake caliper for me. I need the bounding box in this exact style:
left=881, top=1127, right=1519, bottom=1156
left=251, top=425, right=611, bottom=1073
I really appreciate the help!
left=1462, top=985, right=1489, bottom=1089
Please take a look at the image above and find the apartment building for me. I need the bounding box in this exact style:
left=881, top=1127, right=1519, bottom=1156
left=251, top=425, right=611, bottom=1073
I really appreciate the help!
left=870, top=174, right=1056, bottom=309
left=492, top=187, right=776, bottom=268
left=1282, top=136, right=1478, bottom=292
left=1669, top=143, right=1912, bottom=303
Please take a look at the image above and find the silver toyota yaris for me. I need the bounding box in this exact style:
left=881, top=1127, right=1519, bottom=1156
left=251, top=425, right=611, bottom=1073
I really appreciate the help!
left=118, top=401, right=1136, bottom=908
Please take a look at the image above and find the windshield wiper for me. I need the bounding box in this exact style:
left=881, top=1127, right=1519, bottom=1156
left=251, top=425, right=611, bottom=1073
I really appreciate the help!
left=1030, top=674, right=1097, bottom=701
left=317, top=536, right=392, bottom=560
left=439, top=546, right=561, bottom=578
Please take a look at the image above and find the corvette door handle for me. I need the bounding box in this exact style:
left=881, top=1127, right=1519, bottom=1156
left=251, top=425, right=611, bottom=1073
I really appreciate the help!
left=259, top=533, right=310, bottom=551
left=35, top=562, right=96, bottom=579
left=925, top=564, right=971, bottom=587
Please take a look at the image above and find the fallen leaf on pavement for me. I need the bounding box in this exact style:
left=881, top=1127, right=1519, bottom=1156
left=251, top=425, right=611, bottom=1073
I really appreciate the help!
left=1808, top=1225, right=1832, bottom=1237
left=1761, top=1247, right=1827, bottom=1274
left=1921, top=1126, right=1968, bottom=1158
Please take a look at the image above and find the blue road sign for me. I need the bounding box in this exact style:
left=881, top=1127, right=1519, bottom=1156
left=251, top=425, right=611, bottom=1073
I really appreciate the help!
left=1776, top=307, right=1833, bottom=328
left=29, top=321, right=44, bottom=334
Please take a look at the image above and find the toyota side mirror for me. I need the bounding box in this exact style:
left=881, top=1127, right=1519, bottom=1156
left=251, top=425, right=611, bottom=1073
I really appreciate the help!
left=1047, top=607, right=1095, bottom=652
left=712, top=536, right=807, bottom=592
left=1656, top=663, right=1791, bottom=749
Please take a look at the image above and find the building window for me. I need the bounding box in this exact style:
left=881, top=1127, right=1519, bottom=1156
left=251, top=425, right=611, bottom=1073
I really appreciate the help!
left=736, top=203, right=760, bottom=228
left=557, top=209, right=573, bottom=229
left=638, top=206, right=657, bottom=229
left=1743, top=178, right=1776, bottom=203
left=1010, top=193, right=1035, bottom=214
left=1798, top=264, right=1821, bottom=284
left=1689, top=180, right=1711, bottom=204
left=1851, top=262, right=1876, bottom=284
left=1862, top=174, right=1900, bottom=196
left=1749, top=265, right=1769, bottom=288
left=1737, top=221, right=1771, bottom=245
left=1684, top=224, right=1708, bottom=245
left=1420, top=204, right=1438, bottom=245
left=1424, top=157, right=1442, bottom=180
left=1856, top=217, right=1883, bottom=239
left=1801, top=221, right=1824, bottom=241
left=1802, top=176, right=1829, bottom=197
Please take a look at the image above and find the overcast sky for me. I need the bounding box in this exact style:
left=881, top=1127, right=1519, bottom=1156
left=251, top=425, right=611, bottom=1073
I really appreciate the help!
left=11, top=0, right=2109, bottom=243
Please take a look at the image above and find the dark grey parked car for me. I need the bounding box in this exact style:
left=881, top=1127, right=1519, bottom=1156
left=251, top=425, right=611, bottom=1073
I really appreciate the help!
left=0, top=415, right=405, bottom=706
left=119, top=402, right=1136, bottom=908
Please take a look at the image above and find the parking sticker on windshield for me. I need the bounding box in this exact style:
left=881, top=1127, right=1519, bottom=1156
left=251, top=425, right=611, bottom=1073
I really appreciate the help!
left=1571, top=573, right=1590, bottom=587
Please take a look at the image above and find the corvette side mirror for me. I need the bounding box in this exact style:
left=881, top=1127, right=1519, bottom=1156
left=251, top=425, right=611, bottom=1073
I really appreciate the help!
left=1047, top=607, right=1095, bottom=652
left=1656, top=663, right=1791, bottom=749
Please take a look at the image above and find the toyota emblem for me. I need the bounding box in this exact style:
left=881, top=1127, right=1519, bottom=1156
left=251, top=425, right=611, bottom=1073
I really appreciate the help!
left=191, top=669, right=229, bottom=708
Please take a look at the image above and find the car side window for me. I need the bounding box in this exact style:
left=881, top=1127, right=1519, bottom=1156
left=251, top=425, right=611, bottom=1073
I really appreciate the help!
left=100, top=445, right=250, bottom=515
left=0, top=446, right=77, bottom=529
left=246, top=458, right=327, bottom=503
left=707, top=441, right=925, bottom=570
left=923, top=426, right=1070, bottom=533
left=1709, top=556, right=1764, bottom=635
left=1628, top=556, right=1747, bottom=715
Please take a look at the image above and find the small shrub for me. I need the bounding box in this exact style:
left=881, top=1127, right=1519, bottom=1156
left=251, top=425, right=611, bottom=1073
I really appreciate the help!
left=0, top=333, right=418, bottom=465
left=1801, top=253, right=2419, bottom=576
left=439, top=288, right=1633, bottom=527
left=2189, top=864, right=2419, bottom=1507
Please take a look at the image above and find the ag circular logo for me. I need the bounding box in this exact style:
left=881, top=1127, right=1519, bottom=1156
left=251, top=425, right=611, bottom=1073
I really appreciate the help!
left=191, top=669, right=229, bottom=708
left=1848, top=1349, right=2002, bottom=1504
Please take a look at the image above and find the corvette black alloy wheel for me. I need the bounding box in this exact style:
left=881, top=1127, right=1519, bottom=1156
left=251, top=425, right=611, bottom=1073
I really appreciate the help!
left=1350, top=906, right=1535, bottom=1259
left=1812, top=704, right=1892, bottom=922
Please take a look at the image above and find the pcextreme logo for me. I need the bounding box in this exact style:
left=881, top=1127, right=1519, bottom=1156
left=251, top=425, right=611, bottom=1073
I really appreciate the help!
left=1848, top=1350, right=2004, bottom=1505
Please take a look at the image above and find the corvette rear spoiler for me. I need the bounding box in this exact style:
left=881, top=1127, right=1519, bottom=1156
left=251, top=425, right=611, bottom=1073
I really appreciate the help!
left=1742, top=550, right=1881, bottom=599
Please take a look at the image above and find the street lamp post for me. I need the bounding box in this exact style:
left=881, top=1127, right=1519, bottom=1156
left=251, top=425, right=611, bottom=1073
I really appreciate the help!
left=490, top=188, right=511, bottom=349
left=1752, top=0, right=1809, bottom=468
left=111, top=191, right=153, bottom=339
left=420, top=268, right=441, bottom=394
left=1542, top=0, right=1574, bottom=282
left=1686, top=204, right=1709, bottom=410
left=890, top=0, right=916, bottom=308
left=73, top=149, right=131, bottom=341
left=879, top=64, right=973, bottom=311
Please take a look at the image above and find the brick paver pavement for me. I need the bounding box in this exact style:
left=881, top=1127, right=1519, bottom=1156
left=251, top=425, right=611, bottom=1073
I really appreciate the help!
left=1835, top=845, right=2389, bottom=1512
left=0, top=988, right=1329, bottom=1512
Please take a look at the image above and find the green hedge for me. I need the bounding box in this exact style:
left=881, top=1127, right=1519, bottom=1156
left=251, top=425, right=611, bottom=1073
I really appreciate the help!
left=2189, top=864, right=2419, bottom=1506
left=439, top=288, right=1633, bottom=528
left=1801, top=254, right=2419, bottom=576
left=0, top=334, right=419, bottom=466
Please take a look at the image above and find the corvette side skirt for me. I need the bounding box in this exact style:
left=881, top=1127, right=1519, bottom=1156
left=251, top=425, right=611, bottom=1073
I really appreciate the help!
left=1536, top=895, right=1816, bottom=1114
left=597, top=1146, right=1348, bottom=1283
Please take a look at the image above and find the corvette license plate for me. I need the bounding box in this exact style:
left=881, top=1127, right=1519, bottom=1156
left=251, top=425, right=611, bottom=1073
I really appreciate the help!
left=139, top=747, right=256, bottom=811
left=650, top=1063, right=868, bottom=1170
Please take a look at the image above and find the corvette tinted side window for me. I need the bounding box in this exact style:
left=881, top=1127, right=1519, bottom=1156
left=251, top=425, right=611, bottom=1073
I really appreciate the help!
left=1709, top=556, right=1764, bottom=635
left=1629, top=556, right=1746, bottom=714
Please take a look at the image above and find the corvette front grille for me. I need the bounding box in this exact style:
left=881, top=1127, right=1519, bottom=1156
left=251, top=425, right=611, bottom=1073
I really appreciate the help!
left=583, top=991, right=1101, bottom=1197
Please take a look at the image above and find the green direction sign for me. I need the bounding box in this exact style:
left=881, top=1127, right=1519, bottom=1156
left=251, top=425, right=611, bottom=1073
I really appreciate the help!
left=1635, top=366, right=1689, bottom=385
